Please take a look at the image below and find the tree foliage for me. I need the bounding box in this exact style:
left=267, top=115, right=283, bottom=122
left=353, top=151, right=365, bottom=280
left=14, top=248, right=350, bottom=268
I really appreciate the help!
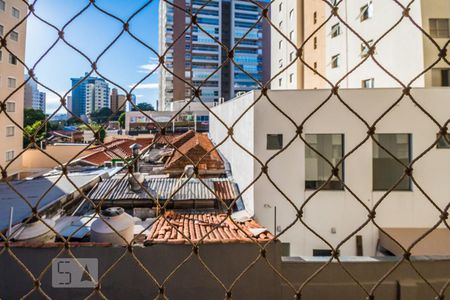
left=90, top=107, right=113, bottom=124
left=118, top=112, right=126, bottom=129
left=132, top=102, right=155, bottom=112
left=24, top=108, right=46, bottom=127
left=23, top=121, right=46, bottom=148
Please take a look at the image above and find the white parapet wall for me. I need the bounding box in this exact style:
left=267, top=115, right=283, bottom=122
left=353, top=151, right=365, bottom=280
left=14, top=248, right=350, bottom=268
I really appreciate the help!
left=210, top=88, right=450, bottom=256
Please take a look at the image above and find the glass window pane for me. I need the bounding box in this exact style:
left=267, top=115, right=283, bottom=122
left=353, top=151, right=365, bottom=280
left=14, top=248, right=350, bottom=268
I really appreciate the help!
left=373, top=134, right=411, bottom=190
left=305, top=134, right=344, bottom=190
left=437, top=133, right=450, bottom=149
left=267, top=134, right=283, bottom=150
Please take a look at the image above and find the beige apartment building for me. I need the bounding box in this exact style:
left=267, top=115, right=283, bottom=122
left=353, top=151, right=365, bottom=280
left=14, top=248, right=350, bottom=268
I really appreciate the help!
left=0, top=0, right=27, bottom=176
left=272, top=0, right=449, bottom=89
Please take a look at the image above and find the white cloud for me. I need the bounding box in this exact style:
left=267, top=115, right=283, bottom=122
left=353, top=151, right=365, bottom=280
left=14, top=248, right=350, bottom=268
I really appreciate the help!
left=128, top=83, right=159, bottom=90
left=136, top=94, right=145, bottom=98
left=44, top=91, right=68, bottom=114
left=138, top=57, right=160, bottom=73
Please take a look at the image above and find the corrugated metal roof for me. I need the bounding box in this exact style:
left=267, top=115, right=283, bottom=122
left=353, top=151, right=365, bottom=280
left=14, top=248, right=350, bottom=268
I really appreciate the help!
left=89, top=177, right=237, bottom=202
left=0, top=169, right=116, bottom=231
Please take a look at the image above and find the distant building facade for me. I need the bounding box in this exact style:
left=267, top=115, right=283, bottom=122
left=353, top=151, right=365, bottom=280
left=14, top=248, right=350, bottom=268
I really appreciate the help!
left=70, top=73, right=110, bottom=118
left=158, top=0, right=270, bottom=110
left=0, top=0, right=28, bottom=176
left=271, top=0, right=450, bottom=89
left=110, top=88, right=127, bottom=114
left=24, top=75, right=46, bottom=112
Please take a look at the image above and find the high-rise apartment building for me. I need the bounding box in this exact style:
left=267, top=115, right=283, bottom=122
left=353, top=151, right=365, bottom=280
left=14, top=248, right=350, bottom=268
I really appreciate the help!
left=70, top=73, right=110, bottom=118
left=24, top=74, right=46, bottom=112
left=159, top=0, right=270, bottom=111
left=272, top=0, right=450, bottom=89
left=110, top=88, right=127, bottom=114
left=0, top=0, right=27, bottom=176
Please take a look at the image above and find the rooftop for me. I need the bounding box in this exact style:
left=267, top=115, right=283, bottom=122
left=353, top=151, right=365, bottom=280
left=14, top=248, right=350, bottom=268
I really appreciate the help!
left=146, top=211, right=274, bottom=245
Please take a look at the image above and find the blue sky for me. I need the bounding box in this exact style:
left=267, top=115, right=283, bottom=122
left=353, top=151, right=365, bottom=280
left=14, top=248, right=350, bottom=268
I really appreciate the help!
left=25, top=0, right=160, bottom=114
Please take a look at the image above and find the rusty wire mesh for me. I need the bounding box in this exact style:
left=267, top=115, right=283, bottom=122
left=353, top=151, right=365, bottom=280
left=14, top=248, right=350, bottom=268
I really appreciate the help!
left=0, top=0, right=450, bottom=299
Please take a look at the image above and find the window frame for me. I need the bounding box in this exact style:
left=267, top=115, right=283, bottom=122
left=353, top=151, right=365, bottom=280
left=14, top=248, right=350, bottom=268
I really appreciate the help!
left=0, top=0, right=5, bottom=12
left=429, top=18, right=449, bottom=38
left=11, top=6, right=20, bottom=18
left=331, top=54, right=339, bottom=69
left=362, top=78, right=375, bottom=88
left=305, top=133, right=345, bottom=191
left=5, top=150, right=14, bottom=162
left=331, top=23, right=340, bottom=38
left=7, top=77, right=16, bottom=89
left=6, top=126, right=14, bottom=137
left=437, top=133, right=450, bottom=149
left=372, top=133, right=412, bottom=191
left=6, top=101, right=15, bottom=112
left=266, top=134, right=283, bottom=150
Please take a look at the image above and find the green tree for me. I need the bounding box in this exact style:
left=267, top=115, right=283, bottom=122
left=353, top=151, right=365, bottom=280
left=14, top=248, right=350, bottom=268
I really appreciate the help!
left=90, top=107, right=113, bottom=124
left=23, top=120, right=46, bottom=148
left=118, top=112, right=126, bottom=129
left=132, top=102, right=155, bottom=112
left=24, top=108, right=46, bottom=127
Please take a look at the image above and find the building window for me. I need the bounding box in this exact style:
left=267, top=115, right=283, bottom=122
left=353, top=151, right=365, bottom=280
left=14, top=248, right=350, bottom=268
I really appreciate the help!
left=331, top=54, right=339, bottom=68
left=279, top=2, right=282, bottom=12
left=313, top=62, right=318, bottom=71
left=429, top=19, right=449, bottom=38
left=267, top=134, right=283, bottom=150
left=278, top=58, right=283, bottom=68
left=0, top=0, right=5, bottom=12
left=6, top=102, right=15, bottom=112
left=437, top=134, right=450, bottom=149
left=6, top=126, right=14, bottom=137
left=7, top=77, right=16, bottom=89
left=0, top=24, right=3, bottom=37
left=279, top=21, right=283, bottom=29
left=290, top=51, right=294, bottom=62
left=10, top=30, right=18, bottom=41
left=12, top=7, right=20, bottom=18
left=362, top=78, right=375, bottom=88
left=278, top=77, right=282, bottom=87
left=360, top=2, right=373, bottom=22
left=289, top=9, right=294, bottom=20
left=5, top=150, right=14, bottom=162
left=289, top=73, right=294, bottom=83
left=360, top=40, right=374, bottom=58
left=373, top=134, right=412, bottom=191
left=8, top=53, right=17, bottom=65
left=305, top=134, right=344, bottom=190
left=289, top=30, right=294, bottom=40
left=313, top=11, right=317, bottom=24
left=431, top=69, right=449, bottom=87
left=313, top=37, right=317, bottom=49
left=278, top=40, right=282, bottom=49
left=331, top=23, right=340, bottom=38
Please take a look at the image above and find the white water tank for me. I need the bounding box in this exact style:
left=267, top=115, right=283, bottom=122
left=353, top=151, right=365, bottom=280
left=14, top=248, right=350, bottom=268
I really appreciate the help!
left=7, top=217, right=56, bottom=243
left=91, top=207, right=134, bottom=246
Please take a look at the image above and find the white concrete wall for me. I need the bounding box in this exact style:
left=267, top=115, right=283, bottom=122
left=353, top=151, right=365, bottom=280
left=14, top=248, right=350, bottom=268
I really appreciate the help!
left=209, top=92, right=255, bottom=215
left=211, top=88, right=450, bottom=256
left=325, top=0, right=426, bottom=88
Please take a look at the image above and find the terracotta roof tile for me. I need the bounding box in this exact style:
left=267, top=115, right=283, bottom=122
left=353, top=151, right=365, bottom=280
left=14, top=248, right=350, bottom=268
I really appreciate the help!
left=165, top=132, right=224, bottom=171
left=76, top=138, right=154, bottom=166
left=146, top=211, right=273, bottom=244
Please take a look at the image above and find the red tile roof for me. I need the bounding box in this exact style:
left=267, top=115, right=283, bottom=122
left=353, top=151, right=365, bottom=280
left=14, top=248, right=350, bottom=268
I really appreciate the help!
left=146, top=211, right=274, bottom=244
left=165, top=132, right=224, bottom=171
left=76, top=138, right=153, bottom=166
